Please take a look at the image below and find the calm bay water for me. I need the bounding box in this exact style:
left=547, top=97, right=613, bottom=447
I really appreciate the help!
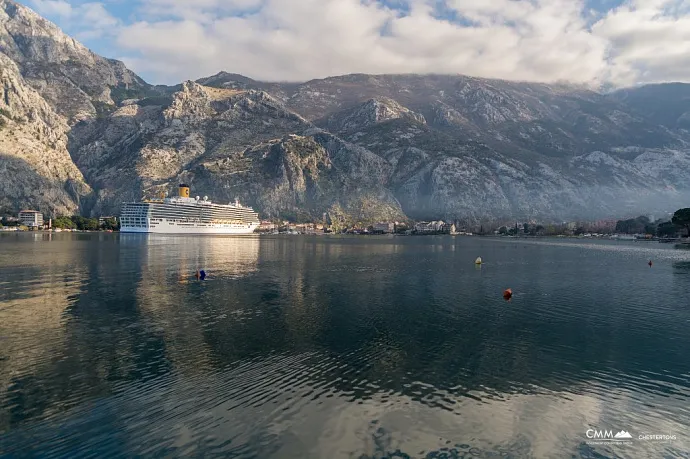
left=1, top=233, right=690, bottom=458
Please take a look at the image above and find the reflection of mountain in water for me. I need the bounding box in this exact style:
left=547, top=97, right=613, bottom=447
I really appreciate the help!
left=0, top=236, right=87, bottom=430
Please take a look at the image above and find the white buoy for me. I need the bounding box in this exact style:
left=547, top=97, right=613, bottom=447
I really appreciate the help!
left=475, top=257, right=483, bottom=265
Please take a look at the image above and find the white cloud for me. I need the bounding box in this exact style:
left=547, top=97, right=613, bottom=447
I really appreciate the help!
left=24, top=0, right=690, bottom=87
left=112, top=0, right=608, bottom=85
left=30, top=0, right=120, bottom=39
left=593, top=0, right=690, bottom=85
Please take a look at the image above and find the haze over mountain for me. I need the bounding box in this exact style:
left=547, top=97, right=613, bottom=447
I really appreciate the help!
left=1, top=0, right=689, bottom=224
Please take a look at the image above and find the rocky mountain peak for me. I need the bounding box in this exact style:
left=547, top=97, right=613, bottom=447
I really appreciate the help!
left=319, top=96, right=426, bottom=134
left=363, top=97, right=426, bottom=124
left=1, top=0, right=91, bottom=64
left=196, top=72, right=260, bottom=89
left=0, top=0, right=148, bottom=123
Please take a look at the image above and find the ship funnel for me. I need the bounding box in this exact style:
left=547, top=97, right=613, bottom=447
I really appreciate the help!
left=179, top=184, right=190, bottom=198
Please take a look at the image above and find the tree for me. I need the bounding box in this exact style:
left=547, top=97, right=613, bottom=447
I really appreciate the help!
left=615, top=216, right=649, bottom=234
left=70, top=216, right=99, bottom=231
left=657, top=221, right=679, bottom=238
left=644, top=223, right=658, bottom=235
left=53, top=216, right=76, bottom=229
left=672, top=208, right=690, bottom=236
left=1, top=216, right=17, bottom=227
left=101, top=217, right=119, bottom=231
left=498, top=226, right=508, bottom=235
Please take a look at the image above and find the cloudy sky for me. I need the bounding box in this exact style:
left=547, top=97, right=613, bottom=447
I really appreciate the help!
left=21, top=0, right=690, bottom=87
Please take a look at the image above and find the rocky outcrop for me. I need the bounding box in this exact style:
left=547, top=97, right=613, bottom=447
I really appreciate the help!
left=318, top=97, right=426, bottom=134
left=187, top=134, right=404, bottom=224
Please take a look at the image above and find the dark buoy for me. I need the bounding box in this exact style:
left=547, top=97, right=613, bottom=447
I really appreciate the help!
left=648, top=260, right=653, bottom=267
left=503, top=288, right=513, bottom=301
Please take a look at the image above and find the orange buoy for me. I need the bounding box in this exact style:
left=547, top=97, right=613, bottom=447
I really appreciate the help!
left=503, top=288, right=513, bottom=300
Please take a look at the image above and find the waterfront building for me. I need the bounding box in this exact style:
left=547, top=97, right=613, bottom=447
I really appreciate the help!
left=258, top=221, right=277, bottom=232
left=19, top=210, right=43, bottom=229
left=442, top=223, right=456, bottom=234
left=374, top=222, right=395, bottom=234
left=415, top=221, right=447, bottom=233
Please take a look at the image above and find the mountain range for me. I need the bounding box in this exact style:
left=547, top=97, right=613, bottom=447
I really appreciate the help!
left=1, top=0, right=689, bottom=225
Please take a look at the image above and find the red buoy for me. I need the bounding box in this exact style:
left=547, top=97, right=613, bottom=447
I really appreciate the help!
left=503, top=288, right=513, bottom=300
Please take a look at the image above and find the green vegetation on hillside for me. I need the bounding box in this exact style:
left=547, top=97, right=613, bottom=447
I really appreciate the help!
left=53, top=216, right=99, bottom=231
left=101, top=217, right=119, bottom=231
left=52, top=216, right=76, bottom=229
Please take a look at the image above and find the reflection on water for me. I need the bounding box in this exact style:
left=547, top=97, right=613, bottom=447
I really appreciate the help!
left=1, top=234, right=690, bottom=458
left=120, top=234, right=261, bottom=280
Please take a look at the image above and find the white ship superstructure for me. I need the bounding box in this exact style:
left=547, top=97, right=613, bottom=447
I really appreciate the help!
left=120, top=184, right=260, bottom=234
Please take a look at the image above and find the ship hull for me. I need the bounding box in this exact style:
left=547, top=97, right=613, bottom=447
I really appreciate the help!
left=121, top=219, right=258, bottom=235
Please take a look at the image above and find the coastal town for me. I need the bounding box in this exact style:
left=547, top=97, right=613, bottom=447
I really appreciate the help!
left=2, top=209, right=689, bottom=242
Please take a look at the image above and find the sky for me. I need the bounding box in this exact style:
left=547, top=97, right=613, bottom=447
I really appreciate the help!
left=19, top=0, right=690, bottom=87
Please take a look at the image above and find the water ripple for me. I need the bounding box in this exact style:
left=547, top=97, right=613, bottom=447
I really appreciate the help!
left=1, top=234, right=689, bottom=458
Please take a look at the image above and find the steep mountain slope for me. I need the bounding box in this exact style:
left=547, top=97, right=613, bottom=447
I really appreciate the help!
left=68, top=82, right=404, bottom=220
left=187, top=133, right=404, bottom=224
left=291, top=85, right=690, bottom=220
left=275, top=74, right=685, bottom=157
left=610, top=83, right=690, bottom=130
left=0, top=52, right=91, bottom=215
left=0, top=0, right=149, bottom=123
left=198, top=73, right=690, bottom=219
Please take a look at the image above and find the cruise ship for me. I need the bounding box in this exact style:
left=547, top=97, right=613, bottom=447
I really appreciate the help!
left=120, top=184, right=260, bottom=234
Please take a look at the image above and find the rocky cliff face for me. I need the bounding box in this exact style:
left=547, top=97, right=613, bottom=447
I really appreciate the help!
left=0, top=0, right=148, bottom=123
left=1, top=0, right=689, bottom=222
left=0, top=52, right=90, bottom=215
left=68, top=82, right=317, bottom=216
left=187, top=133, right=404, bottom=224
